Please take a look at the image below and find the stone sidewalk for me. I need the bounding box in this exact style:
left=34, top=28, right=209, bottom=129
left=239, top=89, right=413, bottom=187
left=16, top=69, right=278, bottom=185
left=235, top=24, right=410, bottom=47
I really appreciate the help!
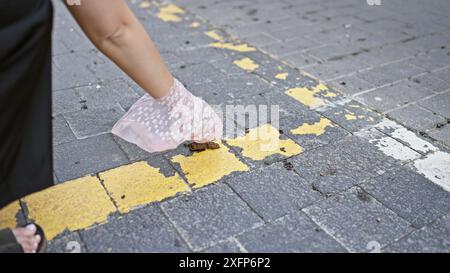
left=0, top=0, right=449, bottom=253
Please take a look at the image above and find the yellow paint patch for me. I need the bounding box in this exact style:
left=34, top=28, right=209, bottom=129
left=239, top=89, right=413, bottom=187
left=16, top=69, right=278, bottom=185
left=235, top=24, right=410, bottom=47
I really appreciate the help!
left=233, top=57, right=259, bottom=72
left=227, top=124, right=304, bottom=161
left=139, top=1, right=151, bottom=9
left=190, top=22, right=201, bottom=28
left=275, top=73, right=289, bottom=80
left=285, top=83, right=329, bottom=108
left=323, top=91, right=337, bottom=97
left=171, top=143, right=249, bottom=188
left=345, top=113, right=357, bottom=120
left=157, top=4, right=185, bottom=22
left=209, top=42, right=256, bottom=52
left=0, top=201, right=21, bottom=230
left=23, top=176, right=116, bottom=240
left=290, top=118, right=334, bottom=136
left=100, top=162, right=190, bottom=213
left=205, top=30, right=224, bottom=41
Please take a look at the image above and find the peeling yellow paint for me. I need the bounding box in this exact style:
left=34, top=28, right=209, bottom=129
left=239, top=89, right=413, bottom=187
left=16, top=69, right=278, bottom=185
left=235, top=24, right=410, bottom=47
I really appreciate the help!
left=285, top=83, right=329, bottom=108
left=100, top=162, right=190, bottom=213
left=157, top=4, right=185, bottom=22
left=0, top=201, right=21, bottom=230
left=209, top=42, right=256, bottom=52
left=190, top=22, right=201, bottom=28
left=227, top=124, right=304, bottom=161
left=23, top=175, right=116, bottom=240
left=323, top=91, right=337, bottom=97
left=275, top=73, right=288, bottom=80
left=233, top=57, right=259, bottom=72
left=205, top=30, right=224, bottom=41
left=290, top=118, right=334, bottom=136
left=139, top=1, right=151, bottom=9
left=345, top=112, right=357, bottom=120
left=171, top=143, right=249, bottom=188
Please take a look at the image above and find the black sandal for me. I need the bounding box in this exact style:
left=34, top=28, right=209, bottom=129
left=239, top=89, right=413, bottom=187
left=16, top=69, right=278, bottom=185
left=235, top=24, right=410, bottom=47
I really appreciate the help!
left=0, top=224, right=47, bottom=253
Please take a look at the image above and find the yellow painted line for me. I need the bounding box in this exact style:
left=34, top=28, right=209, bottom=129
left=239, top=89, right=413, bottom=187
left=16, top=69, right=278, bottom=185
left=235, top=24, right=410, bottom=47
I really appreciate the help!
left=157, top=4, right=185, bottom=22
left=227, top=124, right=304, bottom=161
left=233, top=57, right=259, bottom=72
left=0, top=201, right=21, bottom=230
left=275, top=73, right=288, bottom=80
left=139, top=1, right=151, bottom=9
left=290, top=118, right=334, bottom=136
left=285, top=83, right=333, bottom=108
left=205, top=30, right=224, bottom=41
left=171, top=143, right=249, bottom=189
left=209, top=42, right=256, bottom=52
left=23, top=175, right=116, bottom=240
left=100, top=161, right=190, bottom=213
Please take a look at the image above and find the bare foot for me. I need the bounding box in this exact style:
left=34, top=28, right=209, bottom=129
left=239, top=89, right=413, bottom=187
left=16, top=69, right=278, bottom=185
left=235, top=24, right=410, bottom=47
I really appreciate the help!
left=11, top=224, right=41, bottom=253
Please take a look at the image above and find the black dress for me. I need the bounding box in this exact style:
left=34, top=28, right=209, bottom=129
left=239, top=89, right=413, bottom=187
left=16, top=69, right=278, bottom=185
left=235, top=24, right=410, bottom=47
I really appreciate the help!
left=0, top=0, right=54, bottom=208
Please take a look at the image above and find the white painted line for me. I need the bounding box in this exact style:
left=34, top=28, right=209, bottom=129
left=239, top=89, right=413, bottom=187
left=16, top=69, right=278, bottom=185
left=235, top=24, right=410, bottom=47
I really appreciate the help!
left=374, top=119, right=438, bottom=154
left=369, top=136, right=421, bottom=161
left=414, top=151, right=450, bottom=192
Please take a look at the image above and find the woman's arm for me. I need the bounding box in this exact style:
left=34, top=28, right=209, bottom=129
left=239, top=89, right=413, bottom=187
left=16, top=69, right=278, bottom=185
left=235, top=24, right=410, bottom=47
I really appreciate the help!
left=66, top=0, right=173, bottom=99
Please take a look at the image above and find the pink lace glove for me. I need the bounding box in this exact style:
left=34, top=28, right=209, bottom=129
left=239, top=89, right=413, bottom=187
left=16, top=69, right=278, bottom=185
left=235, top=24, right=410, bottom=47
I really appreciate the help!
left=112, top=78, right=223, bottom=153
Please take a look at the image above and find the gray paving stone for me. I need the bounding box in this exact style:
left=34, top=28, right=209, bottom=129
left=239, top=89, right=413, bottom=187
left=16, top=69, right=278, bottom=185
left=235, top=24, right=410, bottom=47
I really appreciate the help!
left=54, top=27, right=95, bottom=54
left=243, top=33, right=280, bottom=47
left=385, top=213, right=450, bottom=253
left=201, top=238, right=246, bottom=253
left=53, top=134, right=129, bottom=182
left=336, top=134, right=403, bottom=176
left=81, top=205, right=190, bottom=253
left=303, top=186, right=413, bottom=252
left=52, top=51, right=100, bottom=90
left=411, top=74, right=450, bottom=94
left=52, top=89, right=83, bottom=116
left=387, top=104, right=447, bottom=132
left=53, top=115, right=76, bottom=146
left=48, top=233, right=87, bottom=253
left=419, top=91, right=450, bottom=119
left=290, top=140, right=370, bottom=194
left=408, top=49, right=450, bottom=71
left=429, top=125, right=450, bottom=148
left=63, top=105, right=125, bottom=139
left=363, top=167, right=450, bottom=228
left=261, top=37, right=321, bottom=57
left=306, top=43, right=364, bottom=62
left=160, top=184, right=263, bottom=251
left=237, top=211, right=346, bottom=253
left=174, top=62, right=227, bottom=87
left=356, top=81, right=434, bottom=112
left=283, top=52, right=320, bottom=68
left=302, top=56, right=371, bottom=81
left=226, top=163, right=322, bottom=221
left=75, top=79, right=140, bottom=111
left=357, top=61, right=426, bottom=87
left=352, top=44, right=415, bottom=67
left=433, top=66, right=450, bottom=83
left=328, top=75, right=376, bottom=96
left=177, top=47, right=231, bottom=66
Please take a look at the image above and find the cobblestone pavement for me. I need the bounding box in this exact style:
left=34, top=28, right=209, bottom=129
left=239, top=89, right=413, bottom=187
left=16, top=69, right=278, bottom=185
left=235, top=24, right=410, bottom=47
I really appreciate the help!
left=0, top=0, right=449, bottom=253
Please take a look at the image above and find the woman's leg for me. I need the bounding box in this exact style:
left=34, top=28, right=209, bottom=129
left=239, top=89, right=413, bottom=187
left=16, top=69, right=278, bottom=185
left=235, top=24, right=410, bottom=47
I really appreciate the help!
left=66, top=0, right=174, bottom=99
